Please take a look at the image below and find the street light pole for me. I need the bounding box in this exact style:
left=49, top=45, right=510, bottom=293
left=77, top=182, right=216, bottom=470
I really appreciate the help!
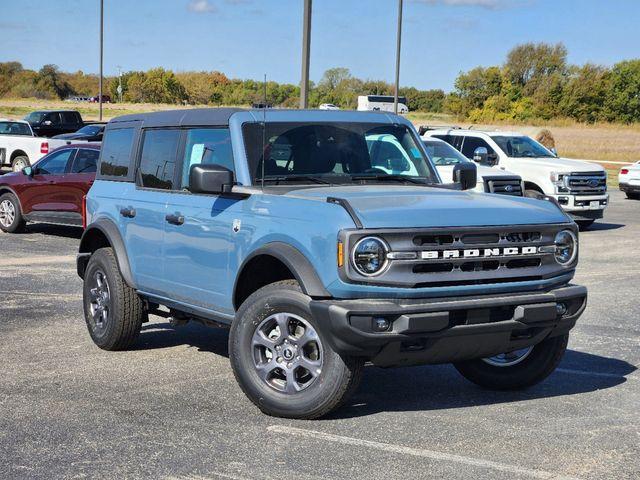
left=99, top=0, right=104, bottom=121
left=300, top=0, right=312, bottom=109
left=394, top=0, right=403, bottom=115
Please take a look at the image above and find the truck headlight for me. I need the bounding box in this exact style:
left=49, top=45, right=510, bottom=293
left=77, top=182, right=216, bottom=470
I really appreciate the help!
left=554, top=230, right=577, bottom=266
left=550, top=171, right=569, bottom=192
left=352, top=236, right=389, bottom=276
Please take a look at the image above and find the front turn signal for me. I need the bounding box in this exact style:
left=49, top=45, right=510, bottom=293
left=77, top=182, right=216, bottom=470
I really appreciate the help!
left=337, top=241, right=344, bottom=267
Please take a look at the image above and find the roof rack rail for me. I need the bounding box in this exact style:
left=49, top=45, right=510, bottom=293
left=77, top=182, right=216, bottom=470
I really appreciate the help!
left=417, top=125, right=462, bottom=135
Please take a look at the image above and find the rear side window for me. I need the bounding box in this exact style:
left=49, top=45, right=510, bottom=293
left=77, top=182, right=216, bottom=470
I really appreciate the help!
left=139, top=129, right=180, bottom=190
left=180, top=128, right=234, bottom=189
left=100, top=128, right=135, bottom=178
left=62, top=112, right=79, bottom=123
left=72, top=149, right=99, bottom=173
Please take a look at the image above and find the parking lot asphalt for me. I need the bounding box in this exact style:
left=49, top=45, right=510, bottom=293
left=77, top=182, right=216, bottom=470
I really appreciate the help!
left=0, top=190, right=638, bottom=480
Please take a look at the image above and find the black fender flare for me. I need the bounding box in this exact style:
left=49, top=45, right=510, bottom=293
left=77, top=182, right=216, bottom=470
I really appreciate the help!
left=234, top=242, right=331, bottom=301
left=77, top=218, right=136, bottom=288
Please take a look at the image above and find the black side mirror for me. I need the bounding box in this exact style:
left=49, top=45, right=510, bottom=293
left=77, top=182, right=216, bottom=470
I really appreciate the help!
left=189, top=164, right=234, bottom=194
left=22, top=166, right=34, bottom=177
left=453, top=162, right=477, bottom=190
left=473, top=146, right=488, bottom=164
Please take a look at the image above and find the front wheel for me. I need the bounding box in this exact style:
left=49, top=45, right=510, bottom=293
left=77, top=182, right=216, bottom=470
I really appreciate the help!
left=0, top=193, right=26, bottom=233
left=454, top=334, right=568, bottom=390
left=626, top=192, right=640, bottom=200
left=229, top=280, right=364, bottom=419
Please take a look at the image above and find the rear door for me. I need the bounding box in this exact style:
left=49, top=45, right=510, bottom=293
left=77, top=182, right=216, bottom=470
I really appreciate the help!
left=61, top=111, right=81, bottom=134
left=162, top=127, right=238, bottom=314
left=121, top=128, right=180, bottom=295
left=65, top=148, right=99, bottom=217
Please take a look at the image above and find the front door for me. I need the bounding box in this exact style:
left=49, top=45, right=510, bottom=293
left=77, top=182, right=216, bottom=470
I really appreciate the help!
left=163, top=127, right=239, bottom=315
left=23, top=148, right=76, bottom=214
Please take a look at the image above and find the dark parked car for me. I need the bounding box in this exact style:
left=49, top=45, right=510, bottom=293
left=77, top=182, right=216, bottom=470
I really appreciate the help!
left=53, top=124, right=105, bottom=142
left=24, top=110, right=85, bottom=137
left=0, top=143, right=100, bottom=232
left=90, top=95, right=111, bottom=103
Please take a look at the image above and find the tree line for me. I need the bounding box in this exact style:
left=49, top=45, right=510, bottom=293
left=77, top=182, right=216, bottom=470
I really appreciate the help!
left=1, top=42, right=638, bottom=123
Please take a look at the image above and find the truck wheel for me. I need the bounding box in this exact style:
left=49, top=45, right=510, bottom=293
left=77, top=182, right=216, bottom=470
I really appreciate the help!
left=454, top=333, right=568, bottom=390
left=576, top=220, right=595, bottom=230
left=230, top=280, right=364, bottom=419
left=11, top=156, right=29, bottom=172
left=0, top=193, right=26, bottom=233
left=524, top=189, right=545, bottom=199
left=83, top=247, right=144, bottom=351
left=626, top=192, right=639, bottom=200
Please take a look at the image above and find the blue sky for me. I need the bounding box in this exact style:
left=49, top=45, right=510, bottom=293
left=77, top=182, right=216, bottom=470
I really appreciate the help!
left=1, top=0, right=639, bottom=91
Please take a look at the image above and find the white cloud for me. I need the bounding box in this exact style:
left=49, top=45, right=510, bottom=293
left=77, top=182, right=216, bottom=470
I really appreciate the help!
left=187, top=0, right=217, bottom=13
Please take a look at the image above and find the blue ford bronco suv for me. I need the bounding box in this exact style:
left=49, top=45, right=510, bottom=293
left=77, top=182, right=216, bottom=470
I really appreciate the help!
left=77, top=108, right=587, bottom=419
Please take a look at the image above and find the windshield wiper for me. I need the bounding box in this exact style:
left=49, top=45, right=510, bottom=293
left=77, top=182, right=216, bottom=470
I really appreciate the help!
left=258, top=175, right=331, bottom=185
left=350, top=174, right=430, bottom=185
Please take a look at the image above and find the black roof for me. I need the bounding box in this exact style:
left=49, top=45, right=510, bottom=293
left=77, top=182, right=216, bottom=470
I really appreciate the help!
left=109, top=108, right=246, bottom=128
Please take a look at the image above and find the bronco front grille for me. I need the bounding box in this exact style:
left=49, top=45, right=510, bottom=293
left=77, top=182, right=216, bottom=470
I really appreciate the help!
left=484, top=177, right=523, bottom=196
left=340, top=224, right=575, bottom=288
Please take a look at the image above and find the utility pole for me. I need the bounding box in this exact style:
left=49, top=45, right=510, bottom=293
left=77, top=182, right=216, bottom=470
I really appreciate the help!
left=394, top=0, right=403, bottom=114
left=99, top=0, right=104, bottom=120
left=116, top=65, right=123, bottom=103
left=300, top=0, right=312, bottom=109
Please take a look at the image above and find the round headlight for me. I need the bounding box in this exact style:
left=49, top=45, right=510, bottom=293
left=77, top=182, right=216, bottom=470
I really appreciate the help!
left=352, top=236, right=389, bottom=276
left=554, top=230, right=577, bottom=265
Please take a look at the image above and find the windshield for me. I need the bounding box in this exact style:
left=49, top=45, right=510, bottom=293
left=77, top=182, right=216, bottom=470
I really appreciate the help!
left=77, top=125, right=102, bottom=135
left=243, top=122, right=438, bottom=185
left=24, top=112, right=46, bottom=123
left=492, top=135, right=555, bottom=158
left=422, top=140, right=469, bottom=166
left=0, top=121, right=32, bottom=136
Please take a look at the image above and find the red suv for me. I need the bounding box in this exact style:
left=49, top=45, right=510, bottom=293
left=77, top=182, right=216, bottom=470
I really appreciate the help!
left=0, top=143, right=100, bottom=233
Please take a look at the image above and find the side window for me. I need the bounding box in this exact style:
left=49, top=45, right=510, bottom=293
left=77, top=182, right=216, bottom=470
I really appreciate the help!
left=46, top=113, right=61, bottom=125
left=461, top=136, right=494, bottom=159
left=71, top=149, right=99, bottom=173
left=181, top=128, right=234, bottom=189
left=61, top=112, right=78, bottom=123
left=100, top=128, right=135, bottom=178
left=139, top=129, right=180, bottom=190
left=36, top=149, right=74, bottom=175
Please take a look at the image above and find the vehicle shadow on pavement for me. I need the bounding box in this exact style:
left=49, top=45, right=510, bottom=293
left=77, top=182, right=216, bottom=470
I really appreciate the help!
left=584, top=222, right=625, bottom=232
left=20, top=223, right=83, bottom=239
left=327, top=349, right=636, bottom=419
left=135, top=321, right=230, bottom=357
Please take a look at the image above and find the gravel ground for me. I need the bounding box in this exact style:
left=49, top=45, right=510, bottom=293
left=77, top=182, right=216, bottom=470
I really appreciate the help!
left=0, top=190, right=638, bottom=480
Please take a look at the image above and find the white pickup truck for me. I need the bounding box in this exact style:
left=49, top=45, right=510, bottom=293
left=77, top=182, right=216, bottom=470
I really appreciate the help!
left=421, top=127, right=608, bottom=229
left=0, top=119, right=79, bottom=172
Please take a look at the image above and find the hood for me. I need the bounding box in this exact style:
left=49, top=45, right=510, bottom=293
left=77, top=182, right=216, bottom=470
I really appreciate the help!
left=519, top=156, right=605, bottom=174
left=286, top=185, right=569, bottom=229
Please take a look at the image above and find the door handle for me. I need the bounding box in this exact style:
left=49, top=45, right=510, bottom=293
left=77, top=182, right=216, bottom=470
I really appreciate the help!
left=119, top=207, right=136, bottom=218
left=165, top=213, right=184, bottom=225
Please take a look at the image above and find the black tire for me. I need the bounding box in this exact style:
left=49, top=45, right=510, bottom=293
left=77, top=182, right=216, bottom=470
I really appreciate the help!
left=454, top=333, right=569, bottom=390
left=82, top=247, right=144, bottom=351
left=11, top=155, right=30, bottom=172
left=229, top=280, right=364, bottom=419
left=576, top=219, right=595, bottom=230
left=626, top=192, right=640, bottom=200
left=0, top=192, right=26, bottom=233
left=524, top=189, right=545, bottom=199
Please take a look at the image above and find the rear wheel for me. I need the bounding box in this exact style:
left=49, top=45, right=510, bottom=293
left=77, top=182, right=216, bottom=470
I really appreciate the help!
left=0, top=193, right=26, bottom=233
left=454, top=334, right=568, bottom=390
left=11, top=155, right=29, bottom=172
left=230, top=280, right=364, bottom=419
left=83, top=247, right=144, bottom=350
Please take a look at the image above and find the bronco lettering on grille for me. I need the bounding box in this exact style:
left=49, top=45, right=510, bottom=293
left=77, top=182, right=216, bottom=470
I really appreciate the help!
left=420, top=246, right=539, bottom=260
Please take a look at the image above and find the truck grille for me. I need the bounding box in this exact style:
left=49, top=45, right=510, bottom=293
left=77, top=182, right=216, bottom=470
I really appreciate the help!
left=340, top=225, right=574, bottom=288
left=484, top=176, right=523, bottom=196
left=566, top=172, right=606, bottom=195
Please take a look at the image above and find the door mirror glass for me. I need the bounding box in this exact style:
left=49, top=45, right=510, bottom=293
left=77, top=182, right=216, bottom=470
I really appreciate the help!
left=453, top=162, right=477, bottom=190
left=189, top=164, right=234, bottom=194
left=472, top=146, right=488, bottom=164
left=22, top=166, right=33, bottom=176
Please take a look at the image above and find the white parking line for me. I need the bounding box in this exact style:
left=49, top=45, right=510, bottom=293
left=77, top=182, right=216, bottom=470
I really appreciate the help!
left=556, top=368, right=637, bottom=381
left=267, top=425, right=581, bottom=480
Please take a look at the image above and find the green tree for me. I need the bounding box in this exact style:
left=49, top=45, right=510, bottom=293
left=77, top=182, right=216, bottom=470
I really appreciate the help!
left=505, top=42, right=568, bottom=94
left=604, top=60, right=640, bottom=123
left=559, top=65, right=609, bottom=122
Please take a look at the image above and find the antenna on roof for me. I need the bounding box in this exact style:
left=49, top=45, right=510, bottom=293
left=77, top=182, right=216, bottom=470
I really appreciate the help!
left=261, top=74, right=267, bottom=191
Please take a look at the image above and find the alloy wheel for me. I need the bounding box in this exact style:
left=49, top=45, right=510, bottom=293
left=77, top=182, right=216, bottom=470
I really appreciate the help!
left=251, top=312, right=323, bottom=393
left=88, top=270, right=111, bottom=334
left=0, top=200, right=16, bottom=228
left=482, top=346, right=534, bottom=367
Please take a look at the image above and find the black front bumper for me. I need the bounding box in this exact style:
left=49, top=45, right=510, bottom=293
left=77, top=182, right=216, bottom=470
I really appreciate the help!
left=310, top=284, right=587, bottom=367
